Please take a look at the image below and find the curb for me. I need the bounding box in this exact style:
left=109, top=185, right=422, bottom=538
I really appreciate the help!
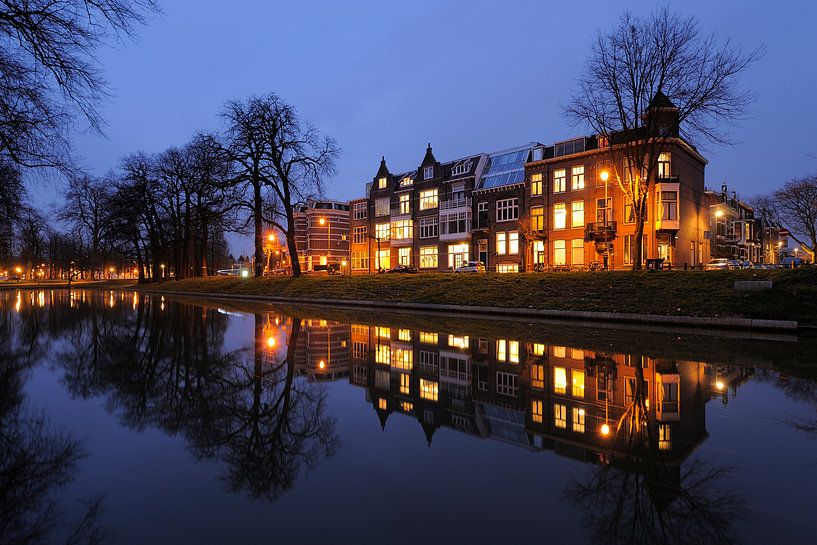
left=138, top=288, right=799, bottom=332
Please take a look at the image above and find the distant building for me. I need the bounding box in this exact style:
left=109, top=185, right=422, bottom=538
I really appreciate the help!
left=293, top=199, right=350, bottom=272
left=706, top=184, right=760, bottom=262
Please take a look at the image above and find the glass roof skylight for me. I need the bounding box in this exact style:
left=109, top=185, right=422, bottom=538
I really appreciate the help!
left=479, top=146, right=533, bottom=189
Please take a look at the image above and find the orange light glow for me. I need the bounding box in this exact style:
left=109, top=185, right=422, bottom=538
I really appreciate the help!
left=600, top=423, right=610, bottom=436
left=266, top=336, right=275, bottom=348
left=319, top=360, right=326, bottom=370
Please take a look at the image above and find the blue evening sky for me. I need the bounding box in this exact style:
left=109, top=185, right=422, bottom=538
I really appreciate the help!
left=43, top=0, right=817, bottom=254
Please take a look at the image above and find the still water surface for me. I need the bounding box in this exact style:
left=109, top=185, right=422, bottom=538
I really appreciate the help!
left=2, top=289, right=816, bottom=545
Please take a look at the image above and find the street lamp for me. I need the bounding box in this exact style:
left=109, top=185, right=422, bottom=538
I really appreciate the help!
left=319, top=217, right=330, bottom=269
left=160, top=263, right=165, bottom=280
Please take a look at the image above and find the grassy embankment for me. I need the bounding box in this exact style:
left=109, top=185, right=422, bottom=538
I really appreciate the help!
left=138, top=268, right=817, bottom=326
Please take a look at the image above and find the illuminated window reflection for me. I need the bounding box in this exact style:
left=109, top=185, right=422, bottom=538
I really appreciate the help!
left=420, top=378, right=439, bottom=401
left=554, top=367, right=567, bottom=394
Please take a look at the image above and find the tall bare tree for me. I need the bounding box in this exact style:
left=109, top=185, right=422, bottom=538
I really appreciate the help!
left=770, top=176, right=817, bottom=261
left=0, top=0, right=159, bottom=172
left=565, top=8, right=762, bottom=268
left=221, top=94, right=339, bottom=277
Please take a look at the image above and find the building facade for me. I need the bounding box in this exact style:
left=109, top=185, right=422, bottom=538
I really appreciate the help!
left=706, top=184, right=761, bottom=262
left=293, top=199, right=351, bottom=272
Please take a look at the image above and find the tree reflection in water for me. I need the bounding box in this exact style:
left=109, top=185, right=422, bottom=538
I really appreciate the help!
left=52, top=293, right=339, bottom=501
left=567, top=363, right=748, bottom=545
left=0, top=296, right=104, bottom=545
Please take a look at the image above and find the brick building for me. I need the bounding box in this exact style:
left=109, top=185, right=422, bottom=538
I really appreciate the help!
left=293, top=199, right=351, bottom=272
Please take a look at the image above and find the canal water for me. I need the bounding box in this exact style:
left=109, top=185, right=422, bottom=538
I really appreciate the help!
left=1, top=289, right=816, bottom=545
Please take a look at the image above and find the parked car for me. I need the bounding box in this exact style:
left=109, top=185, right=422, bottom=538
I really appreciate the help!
left=741, top=260, right=754, bottom=269
left=386, top=264, right=418, bottom=274
left=781, top=257, right=805, bottom=269
left=705, top=258, right=729, bottom=271
left=454, top=261, right=486, bottom=273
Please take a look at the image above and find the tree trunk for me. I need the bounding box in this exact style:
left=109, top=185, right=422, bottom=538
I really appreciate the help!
left=253, top=182, right=264, bottom=278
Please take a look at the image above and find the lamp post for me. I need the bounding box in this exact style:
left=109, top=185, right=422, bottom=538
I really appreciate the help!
left=160, top=263, right=165, bottom=281
left=265, top=232, right=276, bottom=273
left=600, top=170, right=610, bottom=270
left=319, top=217, right=330, bottom=269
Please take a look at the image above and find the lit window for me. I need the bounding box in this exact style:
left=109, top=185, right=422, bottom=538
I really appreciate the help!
left=554, top=240, right=566, bottom=266
left=424, top=166, right=434, bottom=180
left=554, top=203, right=566, bottom=230
left=447, top=244, right=469, bottom=268
left=419, top=189, right=438, bottom=210
left=572, top=407, right=585, bottom=433
left=659, top=423, right=672, bottom=451
left=399, top=193, right=411, bottom=214
left=419, top=246, right=438, bottom=268
left=508, top=232, right=519, bottom=255
left=420, top=378, right=438, bottom=401
left=419, top=331, right=438, bottom=344
left=376, top=250, right=390, bottom=270
left=496, top=232, right=507, bottom=255
left=571, top=165, right=585, bottom=190
left=657, top=152, right=671, bottom=179
left=497, top=264, right=518, bottom=273
left=554, top=403, right=567, bottom=428
left=531, top=364, right=544, bottom=389
left=659, top=191, right=678, bottom=221
left=375, top=198, right=390, bottom=216
left=375, top=326, right=390, bottom=339
left=531, top=206, right=544, bottom=231
left=532, top=400, right=543, bottom=423
left=375, top=344, right=390, bottom=365
left=554, top=367, right=567, bottom=394
left=400, top=373, right=411, bottom=394
left=379, top=398, right=387, bottom=410
left=532, top=343, right=545, bottom=356
left=353, top=226, right=367, bottom=244
left=533, top=241, right=545, bottom=264
left=497, top=339, right=507, bottom=361
left=391, top=220, right=413, bottom=240
left=378, top=177, right=387, bottom=189
left=400, top=401, right=414, bottom=412
left=448, top=335, right=469, bottom=349
left=571, top=201, right=584, bottom=227
left=531, top=173, right=543, bottom=196
left=571, top=348, right=584, bottom=360
left=375, top=222, right=390, bottom=241
left=400, top=176, right=413, bottom=187
left=553, top=169, right=566, bottom=193
left=509, top=340, right=519, bottom=363
left=553, top=346, right=566, bottom=358
left=572, top=370, right=585, bottom=398
left=398, top=329, right=411, bottom=341
left=572, top=239, right=584, bottom=266
left=398, top=247, right=411, bottom=266
left=392, top=347, right=413, bottom=369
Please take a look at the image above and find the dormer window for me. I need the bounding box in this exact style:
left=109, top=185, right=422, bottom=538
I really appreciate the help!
left=423, top=166, right=433, bottom=180
left=400, top=176, right=413, bottom=187
left=451, top=163, right=468, bottom=176
left=378, top=177, right=387, bottom=189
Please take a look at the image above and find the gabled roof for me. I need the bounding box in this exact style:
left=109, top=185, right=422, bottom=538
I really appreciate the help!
left=375, top=156, right=390, bottom=180
left=649, top=90, right=677, bottom=110
left=420, top=143, right=438, bottom=167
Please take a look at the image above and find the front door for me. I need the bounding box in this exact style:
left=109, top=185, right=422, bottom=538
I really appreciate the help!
left=478, top=240, right=488, bottom=266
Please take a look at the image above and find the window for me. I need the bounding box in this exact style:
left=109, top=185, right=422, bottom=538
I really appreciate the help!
left=572, top=370, right=585, bottom=398
left=596, top=198, right=611, bottom=224
left=440, top=356, right=468, bottom=381
left=477, top=201, right=488, bottom=228
left=401, top=401, right=414, bottom=412
left=553, top=169, right=566, bottom=193
left=441, top=212, right=470, bottom=235
left=378, top=177, right=387, bottom=189
left=554, top=367, right=567, bottom=394
left=571, top=348, right=584, bottom=360
left=531, top=364, right=544, bottom=389
left=596, top=160, right=612, bottom=187
left=572, top=408, right=585, bottom=433
left=400, top=373, right=410, bottom=394
left=352, top=341, right=367, bottom=359
left=553, top=346, right=566, bottom=358
left=624, top=235, right=633, bottom=265
left=509, top=232, right=519, bottom=255
left=423, top=166, right=434, bottom=180
left=375, top=326, right=390, bottom=339
left=497, top=264, right=518, bottom=273
left=657, top=152, right=671, bottom=179
left=447, top=244, right=469, bottom=268
left=375, top=198, right=390, bottom=217
left=376, top=249, right=390, bottom=270
left=554, top=404, right=567, bottom=428
left=420, top=378, right=438, bottom=401
left=419, top=216, right=438, bottom=238
left=496, top=232, right=507, bottom=255
left=659, top=191, right=678, bottom=221
left=532, top=343, right=545, bottom=356
left=398, top=193, right=411, bottom=214
left=624, top=199, right=636, bottom=224
left=391, top=220, right=413, bottom=240
left=447, top=335, right=469, bottom=349
left=531, top=173, right=543, bottom=196
left=496, top=372, right=519, bottom=397
left=353, top=202, right=367, bottom=220
left=533, top=241, right=545, bottom=264
left=554, top=203, right=566, bottom=230
left=532, top=400, right=543, bottom=423
left=419, top=246, right=438, bottom=269
left=392, top=346, right=413, bottom=369
left=375, top=222, right=390, bottom=241
left=419, top=189, right=438, bottom=210
left=660, top=382, right=679, bottom=413
left=496, top=198, right=519, bottom=222
left=378, top=398, right=387, bottom=410
left=419, top=331, right=438, bottom=344
left=351, top=251, right=369, bottom=270
left=353, top=226, right=367, bottom=244
left=571, top=201, right=584, bottom=227
left=554, top=240, right=566, bottom=266
left=451, top=162, right=469, bottom=176
left=398, top=247, right=411, bottom=266
left=419, top=350, right=439, bottom=373
left=571, top=166, right=585, bottom=190
left=658, top=423, right=672, bottom=451
left=375, top=343, right=390, bottom=365
left=400, top=176, right=413, bottom=187
left=571, top=239, right=584, bottom=266
left=531, top=206, right=544, bottom=231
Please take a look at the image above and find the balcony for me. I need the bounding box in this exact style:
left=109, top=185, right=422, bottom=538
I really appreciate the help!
left=584, top=221, right=617, bottom=242
left=439, top=197, right=471, bottom=211
left=390, top=207, right=411, bottom=220
left=655, top=217, right=680, bottom=232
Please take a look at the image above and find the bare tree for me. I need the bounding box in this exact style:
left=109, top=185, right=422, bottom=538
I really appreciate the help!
left=565, top=7, right=762, bottom=269
left=59, top=176, right=112, bottom=278
left=221, top=94, right=339, bottom=277
left=770, top=176, right=817, bottom=261
left=0, top=0, right=159, bottom=172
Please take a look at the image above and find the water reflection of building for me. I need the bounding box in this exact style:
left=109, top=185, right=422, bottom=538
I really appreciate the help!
left=339, top=322, right=754, bottom=468
left=293, top=318, right=351, bottom=382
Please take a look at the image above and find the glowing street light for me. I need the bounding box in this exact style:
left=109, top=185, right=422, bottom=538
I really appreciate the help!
left=600, top=423, right=610, bottom=436
left=715, top=210, right=724, bottom=219
left=266, top=336, right=275, bottom=348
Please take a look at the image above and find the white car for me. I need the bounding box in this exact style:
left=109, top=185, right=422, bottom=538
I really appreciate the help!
left=455, top=261, right=486, bottom=273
